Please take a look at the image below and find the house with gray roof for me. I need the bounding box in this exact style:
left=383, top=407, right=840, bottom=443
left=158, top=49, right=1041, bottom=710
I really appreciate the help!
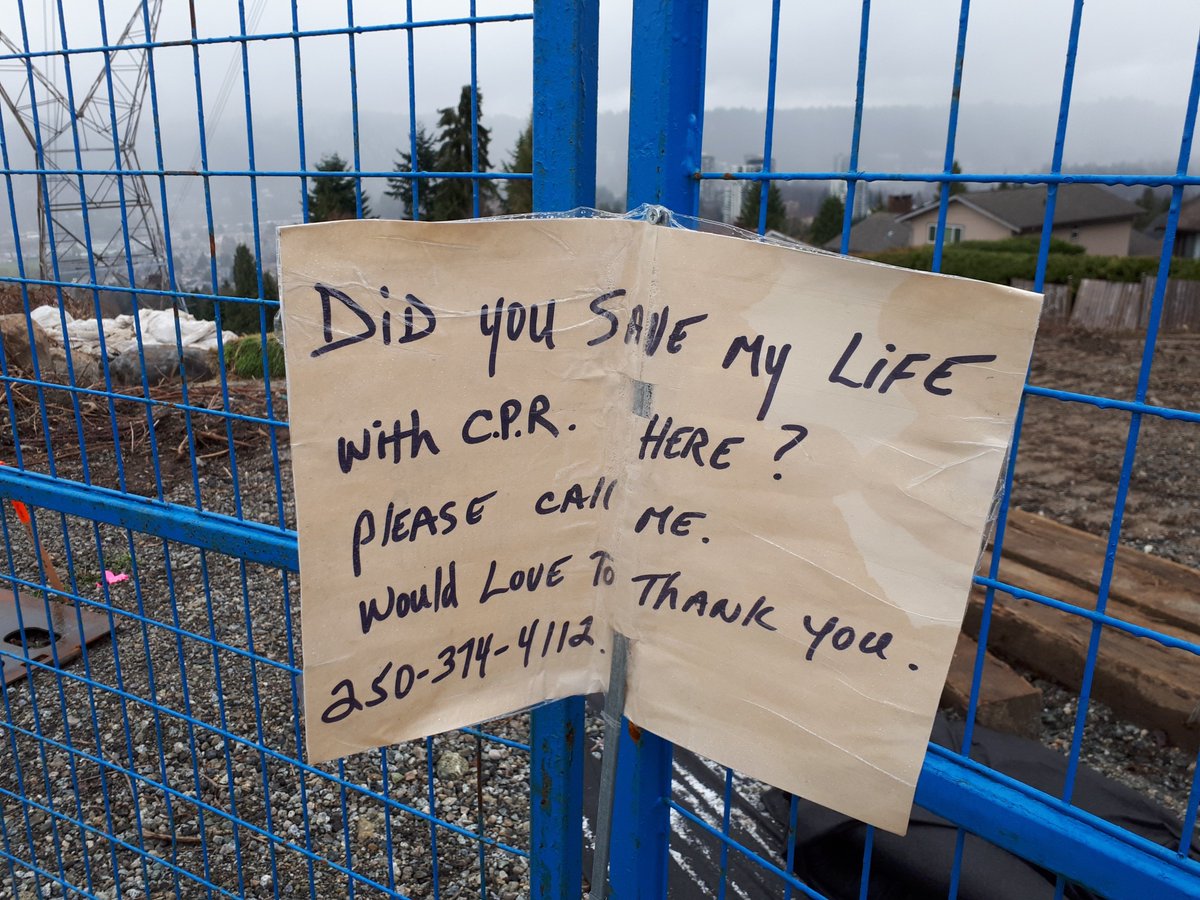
left=896, top=183, right=1141, bottom=256
left=821, top=211, right=912, bottom=255
left=1149, top=193, right=1200, bottom=258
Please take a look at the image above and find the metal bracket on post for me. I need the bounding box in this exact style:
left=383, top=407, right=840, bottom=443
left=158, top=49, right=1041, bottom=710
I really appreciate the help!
left=642, top=204, right=672, bottom=226
left=588, top=632, right=630, bottom=900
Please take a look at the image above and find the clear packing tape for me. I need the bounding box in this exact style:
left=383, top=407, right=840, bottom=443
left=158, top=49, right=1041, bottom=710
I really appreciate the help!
left=273, top=204, right=837, bottom=341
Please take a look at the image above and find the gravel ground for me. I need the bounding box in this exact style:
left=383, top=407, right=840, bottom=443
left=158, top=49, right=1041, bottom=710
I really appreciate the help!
left=1000, top=326, right=1200, bottom=822
left=0, top=325, right=1196, bottom=897
left=0, top=412, right=532, bottom=898
left=1031, top=679, right=1196, bottom=820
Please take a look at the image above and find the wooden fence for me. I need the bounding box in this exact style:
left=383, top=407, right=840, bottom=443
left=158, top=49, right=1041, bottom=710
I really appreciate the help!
left=1012, top=277, right=1200, bottom=331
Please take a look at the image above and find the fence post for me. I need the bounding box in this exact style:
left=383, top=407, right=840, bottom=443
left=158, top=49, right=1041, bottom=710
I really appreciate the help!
left=627, top=0, right=708, bottom=217
left=529, top=3, right=598, bottom=897
left=611, top=1, right=708, bottom=895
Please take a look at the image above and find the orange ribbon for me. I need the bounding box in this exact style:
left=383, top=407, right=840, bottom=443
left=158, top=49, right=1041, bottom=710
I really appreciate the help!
left=0, top=460, right=30, bottom=524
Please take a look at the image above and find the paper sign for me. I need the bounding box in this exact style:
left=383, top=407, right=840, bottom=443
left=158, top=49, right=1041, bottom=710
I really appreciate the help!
left=279, top=217, right=1040, bottom=833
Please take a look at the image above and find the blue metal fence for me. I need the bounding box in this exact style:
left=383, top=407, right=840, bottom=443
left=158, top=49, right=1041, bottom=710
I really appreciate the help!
left=0, top=2, right=592, bottom=897
left=1, top=0, right=1199, bottom=898
left=623, top=0, right=1200, bottom=897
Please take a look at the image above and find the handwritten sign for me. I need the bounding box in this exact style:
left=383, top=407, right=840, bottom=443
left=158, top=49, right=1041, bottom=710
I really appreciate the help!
left=279, top=218, right=1040, bottom=833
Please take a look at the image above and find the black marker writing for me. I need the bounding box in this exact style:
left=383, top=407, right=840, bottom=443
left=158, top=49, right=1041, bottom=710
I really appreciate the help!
left=311, top=284, right=435, bottom=358
left=479, top=553, right=572, bottom=604
left=721, top=334, right=791, bottom=421
left=633, top=505, right=706, bottom=537
left=480, top=298, right=557, bottom=377
left=802, top=614, right=893, bottom=662
left=631, top=571, right=777, bottom=632
left=638, top=414, right=744, bottom=469
left=320, top=617, right=595, bottom=725
left=462, top=394, right=559, bottom=445
left=534, top=476, right=618, bottom=515
left=358, top=563, right=459, bottom=635
left=351, top=490, right=496, bottom=577
left=337, top=410, right=440, bottom=474
left=586, top=290, right=708, bottom=356
left=828, top=332, right=998, bottom=396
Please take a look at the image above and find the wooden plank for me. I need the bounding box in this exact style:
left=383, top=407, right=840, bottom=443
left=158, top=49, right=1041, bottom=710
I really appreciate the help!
left=1174, top=280, right=1200, bottom=331
left=1045, top=283, right=1073, bottom=323
left=941, top=632, right=1043, bottom=738
left=1012, top=279, right=1071, bottom=323
left=981, top=553, right=1200, bottom=647
left=1071, top=279, right=1144, bottom=330
left=997, top=509, right=1200, bottom=636
left=1143, top=276, right=1200, bottom=332
left=966, top=556, right=1200, bottom=750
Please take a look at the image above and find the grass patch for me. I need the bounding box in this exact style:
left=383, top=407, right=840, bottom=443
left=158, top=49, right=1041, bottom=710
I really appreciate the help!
left=226, top=334, right=285, bottom=380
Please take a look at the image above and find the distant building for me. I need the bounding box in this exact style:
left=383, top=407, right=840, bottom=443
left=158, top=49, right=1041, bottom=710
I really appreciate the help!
left=697, top=155, right=783, bottom=225
left=822, top=211, right=911, bottom=255
left=722, top=155, right=776, bottom=224
left=1151, top=194, right=1200, bottom=257
left=831, top=155, right=870, bottom=221
left=896, top=184, right=1140, bottom=256
left=699, top=154, right=725, bottom=221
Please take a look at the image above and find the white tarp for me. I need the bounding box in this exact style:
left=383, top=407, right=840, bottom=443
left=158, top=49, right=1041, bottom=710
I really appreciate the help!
left=30, top=306, right=237, bottom=358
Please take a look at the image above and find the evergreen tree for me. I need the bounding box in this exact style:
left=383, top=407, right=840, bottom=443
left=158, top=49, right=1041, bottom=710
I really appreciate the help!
left=429, top=85, right=498, bottom=221
left=944, top=159, right=966, bottom=197
left=387, top=124, right=439, bottom=220
left=231, top=243, right=278, bottom=302
left=308, top=153, right=371, bottom=222
left=226, top=244, right=277, bottom=334
left=194, top=243, right=277, bottom=334
left=501, top=119, right=533, bottom=215
left=232, top=243, right=258, bottom=298
left=1134, top=186, right=1170, bottom=230
left=808, top=195, right=845, bottom=247
left=735, top=182, right=787, bottom=233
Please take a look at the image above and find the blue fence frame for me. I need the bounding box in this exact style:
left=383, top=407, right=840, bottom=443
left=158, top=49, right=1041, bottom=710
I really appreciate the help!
left=619, top=0, right=1200, bottom=897
left=2, top=0, right=1199, bottom=897
left=0, top=2, right=594, bottom=897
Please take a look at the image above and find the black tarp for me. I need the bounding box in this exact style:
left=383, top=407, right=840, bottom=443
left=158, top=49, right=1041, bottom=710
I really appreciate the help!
left=583, top=703, right=1198, bottom=899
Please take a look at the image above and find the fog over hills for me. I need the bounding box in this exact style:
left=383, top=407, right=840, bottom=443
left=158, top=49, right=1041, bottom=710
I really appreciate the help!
left=602, top=99, right=1189, bottom=203
left=0, top=98, right=1188, bottom=270
left=160, top=97, right=1200, bottom=219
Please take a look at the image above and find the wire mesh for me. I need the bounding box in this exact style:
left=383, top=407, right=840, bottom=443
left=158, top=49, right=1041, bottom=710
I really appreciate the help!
left=680, top=0, right=1200, bottom=897
left=0, top=2, right=547, bottom=898
left=4, top=1, right=1200, bottom=898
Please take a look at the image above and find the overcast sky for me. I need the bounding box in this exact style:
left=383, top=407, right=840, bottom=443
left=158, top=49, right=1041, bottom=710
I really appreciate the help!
left=1, top=1, right=1198, bottom=174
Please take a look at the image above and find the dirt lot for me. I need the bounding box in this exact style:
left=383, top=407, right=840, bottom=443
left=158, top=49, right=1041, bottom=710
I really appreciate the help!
left=977, top=325, right=1200, bottom=824
left=1014, top=327, right=1200, bottom=570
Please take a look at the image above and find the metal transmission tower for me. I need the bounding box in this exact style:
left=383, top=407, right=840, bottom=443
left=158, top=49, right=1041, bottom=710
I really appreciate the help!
left=0, top=1, right=166, bottom=291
